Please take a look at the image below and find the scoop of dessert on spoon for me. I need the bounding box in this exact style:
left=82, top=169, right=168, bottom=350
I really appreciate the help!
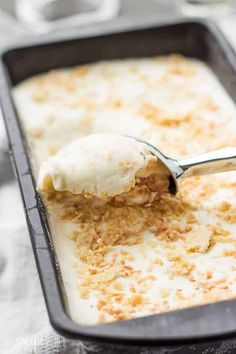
left=38, top=134, right=236, bottom=199
left=37, top=134, right=167, bottom=201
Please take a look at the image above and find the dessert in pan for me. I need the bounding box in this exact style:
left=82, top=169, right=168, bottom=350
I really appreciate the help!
left=13, top=54, right=236, bottom=325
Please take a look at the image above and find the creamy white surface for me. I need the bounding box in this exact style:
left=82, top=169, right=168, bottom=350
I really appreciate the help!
left=13, top=56, right=236, bottom=325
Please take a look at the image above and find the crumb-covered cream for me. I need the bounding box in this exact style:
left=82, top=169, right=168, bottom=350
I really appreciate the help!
left=13, top=55, right=236, bottom=325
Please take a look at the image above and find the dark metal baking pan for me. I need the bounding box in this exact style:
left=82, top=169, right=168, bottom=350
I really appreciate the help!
left=1, top=19, right=236, bottom=346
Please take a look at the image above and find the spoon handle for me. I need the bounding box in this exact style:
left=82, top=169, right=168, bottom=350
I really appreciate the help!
left=177, top=147, right=236, bottom=178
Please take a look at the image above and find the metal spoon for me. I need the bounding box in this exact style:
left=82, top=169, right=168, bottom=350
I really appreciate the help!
left=133, top=137, right=236, bottom=194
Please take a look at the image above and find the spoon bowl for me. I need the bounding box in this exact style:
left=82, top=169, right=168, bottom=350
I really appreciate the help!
left=130, top=136, right=236, bottom=195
